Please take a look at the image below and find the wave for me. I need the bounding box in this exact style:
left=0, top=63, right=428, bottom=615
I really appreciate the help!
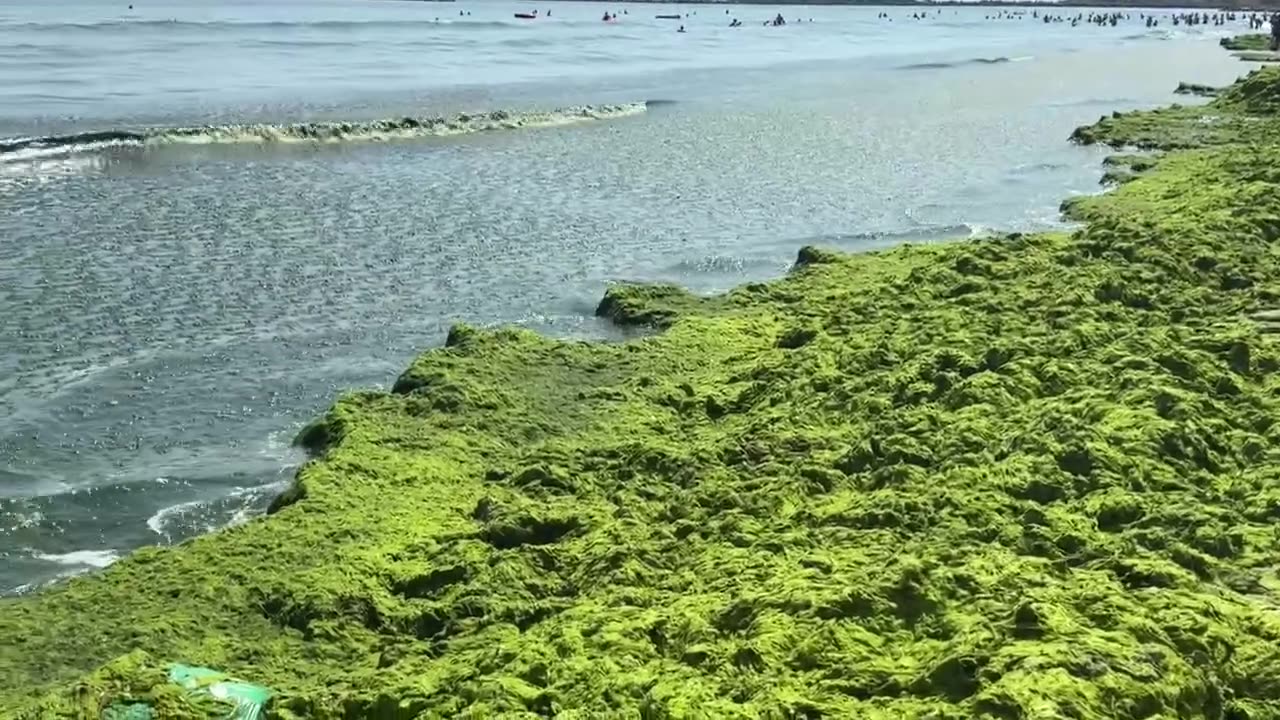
left=0, top=102, right=649, bottom=163
left=805, top=223, right=982, bottom=247
left=144, top=481, right=281, bottom=538
left=31, top=548, right=121, bottom=568
left=4, top=548, right=121, bottom=596
left=897, top=55, right=1033, bottom=71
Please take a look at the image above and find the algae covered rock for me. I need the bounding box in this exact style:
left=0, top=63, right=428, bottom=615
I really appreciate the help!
left=594, top=282, right=716, bottom=327
left=1174, top=81, right=1220, bottom=97
left=5, top=38, right=1280, bottom=720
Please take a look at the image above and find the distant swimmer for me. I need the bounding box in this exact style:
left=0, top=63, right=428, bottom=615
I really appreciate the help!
left=678, top=24, right=686, bottom=32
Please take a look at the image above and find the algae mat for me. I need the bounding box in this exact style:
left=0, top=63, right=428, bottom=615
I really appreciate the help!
left=6, top=68, right=1280, bottom=720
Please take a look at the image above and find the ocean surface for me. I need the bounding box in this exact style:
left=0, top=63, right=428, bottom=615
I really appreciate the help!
left=0, top=0, right=1260, bottom=593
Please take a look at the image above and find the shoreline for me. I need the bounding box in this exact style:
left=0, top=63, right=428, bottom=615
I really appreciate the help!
left=4, top=37, right=1280, bottom=719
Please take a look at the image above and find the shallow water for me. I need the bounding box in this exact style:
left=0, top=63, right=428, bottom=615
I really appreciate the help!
left=0, top=0, right=1258, bottom=593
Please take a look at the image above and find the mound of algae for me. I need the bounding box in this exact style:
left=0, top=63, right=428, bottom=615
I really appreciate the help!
left=1219, top=34, right=1271, bottom=53
left=6, top=72, right=1280, bottom=720
left=1070, top=65, right=1280, bottom=150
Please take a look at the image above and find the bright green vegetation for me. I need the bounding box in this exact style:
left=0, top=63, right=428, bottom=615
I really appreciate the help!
left=5, top=70, right=1280, bottom=720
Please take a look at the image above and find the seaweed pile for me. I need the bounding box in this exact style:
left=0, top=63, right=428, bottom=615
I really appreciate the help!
left=1219, top=34, right=1270, bottom=52
left=4, top=53, right=1280, bottom=720
left=1216, top=33, right=1279, bottom=64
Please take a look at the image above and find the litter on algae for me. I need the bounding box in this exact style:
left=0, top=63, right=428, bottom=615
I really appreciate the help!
left=5, top=47, right=1280, bottom=720
left=30, top=652, right=271, bottom=719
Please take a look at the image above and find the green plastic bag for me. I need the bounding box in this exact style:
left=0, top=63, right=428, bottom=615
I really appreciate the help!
left=167, top=665, right=272, bottom=720
left=103, top=664, right=272, bottom=720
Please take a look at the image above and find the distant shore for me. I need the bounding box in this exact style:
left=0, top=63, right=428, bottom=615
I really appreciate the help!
left=542, top=0, right=1280, bottom=11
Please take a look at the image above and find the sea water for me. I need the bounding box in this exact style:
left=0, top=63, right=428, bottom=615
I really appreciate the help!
left=0, top=0, right=1257, bottom=593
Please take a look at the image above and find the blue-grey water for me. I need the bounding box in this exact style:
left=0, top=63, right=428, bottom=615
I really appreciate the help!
left=0, top=0, right=1260, bottom=593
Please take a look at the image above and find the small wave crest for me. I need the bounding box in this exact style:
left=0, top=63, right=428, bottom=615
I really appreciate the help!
left=898, top=55, right=1033, bottom=71
left=31, top=548, right=120, bottom=568
left=810, top=224, right=980, bottom=247
left=0, top=102, right=649, bottom=164
left=145, top=480, right=288, bottom=540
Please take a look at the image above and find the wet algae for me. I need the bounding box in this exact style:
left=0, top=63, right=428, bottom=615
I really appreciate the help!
left=1219, top=34, right=1271, bottom=52
left=5, top=69, right=1280, bottom=720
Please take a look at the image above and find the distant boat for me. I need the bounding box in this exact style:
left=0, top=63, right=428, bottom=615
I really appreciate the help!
left=656, top=14, right=681, bottom=19
left=515, top=10, right=537, bottom=19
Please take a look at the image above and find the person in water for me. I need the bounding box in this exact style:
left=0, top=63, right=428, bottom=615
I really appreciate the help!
left=678, top=24, right=686, bottom=32
left=1272, top=12, right=1280, bottom=51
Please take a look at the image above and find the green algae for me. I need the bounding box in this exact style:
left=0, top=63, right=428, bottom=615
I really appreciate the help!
left=1218, top=34, right=1280, bottom=63
left=1220, top=34, right=1271, bottom=52
left=1174, top=82, right=1221, bottom=98
left=1098, top=153, right=1161, bottom=186
left=1070, top=67, right=1280, bottom=150
left=6, top=52, right=1280, bottom=720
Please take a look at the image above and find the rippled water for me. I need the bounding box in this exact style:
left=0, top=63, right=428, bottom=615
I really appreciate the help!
left=0, top=0, right=1258, bottom=593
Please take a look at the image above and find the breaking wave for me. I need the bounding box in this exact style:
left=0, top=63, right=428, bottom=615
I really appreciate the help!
left=31, top=549, right=121, bottom=568
left=897, top=55, right=1034, bottom=71
left=0, top=102, right=650, bottom=163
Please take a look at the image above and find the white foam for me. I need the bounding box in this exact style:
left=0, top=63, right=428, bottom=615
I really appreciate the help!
left=145, top=480, right=285, bottom=537
left=0, top=139, right=135, bottom=164
left=227, top=507, right=254, bottom=528
left=33, top=549, right=120, bottom=568
left=5, top=511, right=43, bottom=532
left=146, top=498, right=204, bottom=536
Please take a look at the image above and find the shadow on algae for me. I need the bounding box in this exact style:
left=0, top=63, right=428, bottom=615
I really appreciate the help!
left=5, top=39, right=1280, bottom=720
